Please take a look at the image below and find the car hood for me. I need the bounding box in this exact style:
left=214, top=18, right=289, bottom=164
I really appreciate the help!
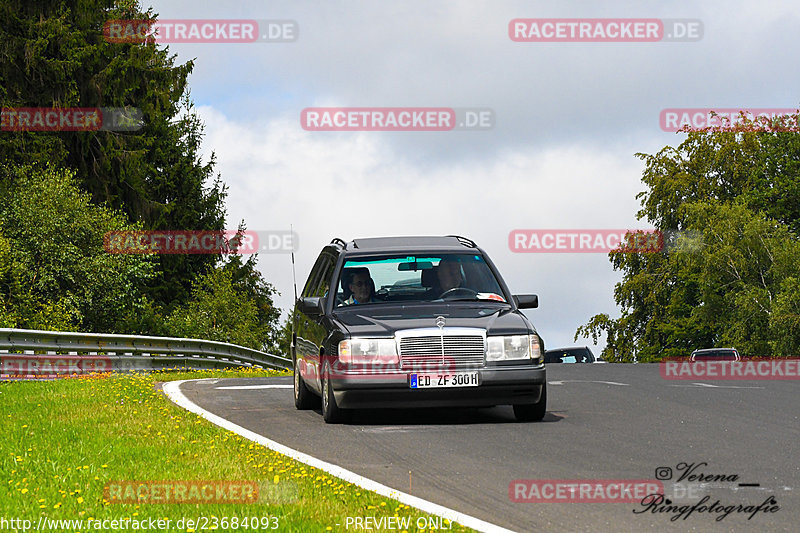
left=332, top=303, right=532, bottom=337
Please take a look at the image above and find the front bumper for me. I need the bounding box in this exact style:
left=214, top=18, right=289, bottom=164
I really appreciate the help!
left=328, top=364, right=546, bottom=409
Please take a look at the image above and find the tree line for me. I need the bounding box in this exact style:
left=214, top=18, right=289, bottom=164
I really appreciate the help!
left=0, top=0, right=281, bottom=353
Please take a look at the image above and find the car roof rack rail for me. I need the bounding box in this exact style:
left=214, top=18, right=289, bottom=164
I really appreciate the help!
left=446, top=235, right=477, bottom=248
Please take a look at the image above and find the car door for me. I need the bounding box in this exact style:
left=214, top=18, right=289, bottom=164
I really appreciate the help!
left=294, top=251, right=336, bottom=393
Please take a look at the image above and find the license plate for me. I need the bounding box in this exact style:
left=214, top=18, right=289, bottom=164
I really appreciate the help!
left=409, top=372, right=479, bottom=388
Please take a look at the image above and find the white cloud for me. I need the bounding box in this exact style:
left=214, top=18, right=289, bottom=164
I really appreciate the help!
left=197, top=106, right=650, bottom=351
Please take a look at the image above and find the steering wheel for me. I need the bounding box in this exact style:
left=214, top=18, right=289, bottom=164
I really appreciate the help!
left=439, top=287, right=479, bottom=300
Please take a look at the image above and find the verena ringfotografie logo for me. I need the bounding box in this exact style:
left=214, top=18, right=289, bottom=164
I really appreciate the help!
left=660, top=108, right=800, bottom=132
left=509, top=229, right=663, bottom=253
left=103, top=230, right=297, bottom=254
left=637, top=461, right=780, bottom=522
left=509, top=19, right=703, bottom=42
left=510, top=480, right=663, bottom=503
left=300, top=107, right=494, bottom=131
left=1, top=355, right=111, bottom=379
left=103, top=19, right=297, bottom=43
left=1, top=107, right=143, bottom=132
left=104, top=481, right=258, bottom=504
left=660, top=358, right=800, bottom=380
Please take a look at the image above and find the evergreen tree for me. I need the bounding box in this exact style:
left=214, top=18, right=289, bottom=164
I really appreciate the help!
left=0, top=0, right=226, bottom=309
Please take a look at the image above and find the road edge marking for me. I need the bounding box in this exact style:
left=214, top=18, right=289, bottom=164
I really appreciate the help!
left=163, top=379, right=518, bottom=533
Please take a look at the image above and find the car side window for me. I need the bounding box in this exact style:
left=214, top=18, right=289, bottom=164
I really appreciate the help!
left=313, top=254, right=335, bottom=299
left=302, top=253, right=335, bottom=299
left=301, top=261, right=320, bottom=298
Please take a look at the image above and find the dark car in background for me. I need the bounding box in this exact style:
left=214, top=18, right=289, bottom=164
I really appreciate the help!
left=690, top=348, right=740, bottom=361
left=544, top=346, right=600, bottom=363
left=291, top=236, right=546, bottom=423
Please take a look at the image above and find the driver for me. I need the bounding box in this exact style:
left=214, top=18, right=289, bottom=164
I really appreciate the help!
left=425, top=256, right=465, bottom=298
left=437, top=257, right=463, bottom=293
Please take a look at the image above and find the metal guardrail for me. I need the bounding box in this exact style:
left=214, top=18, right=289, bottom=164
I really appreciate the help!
left=0, top=328, right=291, bottom=377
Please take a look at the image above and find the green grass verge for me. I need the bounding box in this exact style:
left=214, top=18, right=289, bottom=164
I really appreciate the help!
left=1, top=369, right=477, bottom=532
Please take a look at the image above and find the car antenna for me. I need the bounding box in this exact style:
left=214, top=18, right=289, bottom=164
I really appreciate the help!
left=290, top=224, right=298, bottom=304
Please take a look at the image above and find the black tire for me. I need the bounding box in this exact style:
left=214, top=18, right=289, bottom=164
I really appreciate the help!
left=321, top=369, right=349, bottom=424
left=513, top=383, right=547, bottom=422
left=293, top=360, right=316, bottom=410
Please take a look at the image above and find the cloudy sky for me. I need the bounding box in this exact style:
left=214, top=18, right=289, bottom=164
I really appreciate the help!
left=146, top=0, right=799, bottom=352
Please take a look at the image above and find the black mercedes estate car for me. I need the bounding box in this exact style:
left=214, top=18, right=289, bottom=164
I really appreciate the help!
left=291, top=236, right=546, bottom=423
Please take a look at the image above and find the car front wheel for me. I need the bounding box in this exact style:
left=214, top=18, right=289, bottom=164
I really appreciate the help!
left=321, top=368, right=349, bottom=424
left=293, top=360, right=316, bottom=410
left=513, top=382, right=547, bottom=422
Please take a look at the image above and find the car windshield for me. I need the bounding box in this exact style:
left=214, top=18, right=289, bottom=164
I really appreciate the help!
left=693, top=350, right=737, bottom=359
left=334, top=253, right=507, bottom=306
left=546, top=348, right=594, bottom=363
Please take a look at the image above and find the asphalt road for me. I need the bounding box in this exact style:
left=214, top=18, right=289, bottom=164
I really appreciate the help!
left=175, top=364, right=799, bottom=532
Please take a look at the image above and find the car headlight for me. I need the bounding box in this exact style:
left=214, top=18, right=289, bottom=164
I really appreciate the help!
left=487, top=334, right=542, bottom=362
left=338, top=338, right=399, bottom=364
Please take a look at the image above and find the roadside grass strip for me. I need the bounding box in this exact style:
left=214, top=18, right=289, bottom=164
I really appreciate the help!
left=0, top=369, right=477, bottom=532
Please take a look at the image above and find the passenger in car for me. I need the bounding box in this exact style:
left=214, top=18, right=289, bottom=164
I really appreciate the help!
left=342, top=268, right=376, bottom=305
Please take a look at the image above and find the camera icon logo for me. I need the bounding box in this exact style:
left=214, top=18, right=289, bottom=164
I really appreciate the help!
left=655, top=467, right=673, bottom=480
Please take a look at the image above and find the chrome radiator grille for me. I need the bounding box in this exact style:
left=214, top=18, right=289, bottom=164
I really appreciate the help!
left=398, top=333, right=485, bottom=369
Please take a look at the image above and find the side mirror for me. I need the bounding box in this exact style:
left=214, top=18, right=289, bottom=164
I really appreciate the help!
left=513, top=294, right=538, bottom=309
left=298, top=297, right=323, bottom=318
